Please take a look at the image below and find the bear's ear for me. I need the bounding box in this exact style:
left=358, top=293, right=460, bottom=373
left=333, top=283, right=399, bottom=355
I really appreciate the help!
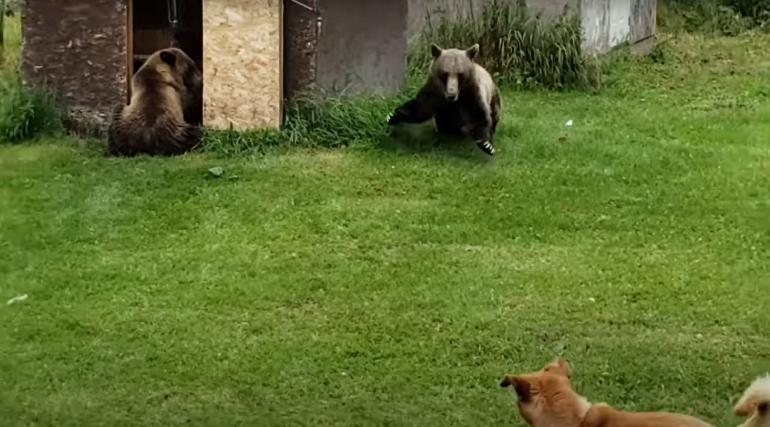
left=431, top=43, right=443, bottom=59
left=160, top=51, right=177, bottom=68
left=466, top=44, right=480, bottom=60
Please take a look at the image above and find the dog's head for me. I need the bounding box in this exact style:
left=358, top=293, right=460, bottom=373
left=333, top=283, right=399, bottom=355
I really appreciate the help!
left=735, top=376, right=770, bottom=427
left=500, top=357, right=589, bottom=427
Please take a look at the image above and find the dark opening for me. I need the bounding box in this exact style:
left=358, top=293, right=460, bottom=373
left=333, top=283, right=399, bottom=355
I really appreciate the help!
left=128, top=0, right=203, bottom=123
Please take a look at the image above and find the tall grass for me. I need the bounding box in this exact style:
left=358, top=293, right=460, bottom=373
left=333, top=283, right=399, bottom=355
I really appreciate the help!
left=0, top=6, right=21, bottom=68
left=0, top=15, right=64, bottom=143
left=204, top=94, right=402, bottom=155
left=0, top=70, right=65, bottom=142
left=409, top=0, right=601, bottom=90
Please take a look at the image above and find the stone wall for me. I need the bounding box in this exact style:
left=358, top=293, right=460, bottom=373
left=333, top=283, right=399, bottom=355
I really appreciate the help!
left=22, top=0, right=128, bottom=131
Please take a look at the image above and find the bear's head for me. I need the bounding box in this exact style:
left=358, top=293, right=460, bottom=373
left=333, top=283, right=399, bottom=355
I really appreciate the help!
left=137, top=47, right=202, bottom=109
left=430, top=44, right=479, bottom=102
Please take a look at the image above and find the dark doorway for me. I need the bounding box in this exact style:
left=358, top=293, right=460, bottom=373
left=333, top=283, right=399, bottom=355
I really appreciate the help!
left=127, top=0, right=203, bottom=123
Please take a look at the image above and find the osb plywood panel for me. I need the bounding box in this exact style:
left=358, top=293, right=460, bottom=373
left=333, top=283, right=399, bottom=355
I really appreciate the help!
left=22, top=0, right=127, bottom=131
left=203, top=0, right=282, bottom=129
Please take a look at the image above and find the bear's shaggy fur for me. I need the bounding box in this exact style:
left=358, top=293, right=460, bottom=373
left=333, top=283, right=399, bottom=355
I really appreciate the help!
left=388, top=43, right=502, bottom=156
left=107, top=47, right=202, bottom=157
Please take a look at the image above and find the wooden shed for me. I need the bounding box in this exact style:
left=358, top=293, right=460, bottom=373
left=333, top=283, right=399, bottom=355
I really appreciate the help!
left=21, top=0, right=413, bottom=132
left=22, top=0, right=283, bottom=131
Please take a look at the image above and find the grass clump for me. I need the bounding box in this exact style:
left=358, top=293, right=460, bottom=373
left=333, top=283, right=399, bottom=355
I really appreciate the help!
left=0, top=71, right=64, bottom=143
left=204, top=94, right=400, bottom=155
left=0, top=13, right=63, bottom=142
left=281, top=94, right=398, bottom=147
left=409, top=0, right=601, bottom=90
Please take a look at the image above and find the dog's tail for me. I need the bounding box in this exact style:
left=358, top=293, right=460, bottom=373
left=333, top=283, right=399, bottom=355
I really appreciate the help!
left=735, top=375, right=770, bottom=423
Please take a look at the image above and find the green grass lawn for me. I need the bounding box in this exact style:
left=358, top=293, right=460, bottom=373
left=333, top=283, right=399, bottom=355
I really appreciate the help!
left=1, top=33, right=769, bottom=426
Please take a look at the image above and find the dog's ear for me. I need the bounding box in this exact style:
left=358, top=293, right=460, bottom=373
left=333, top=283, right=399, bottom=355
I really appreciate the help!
left=503, top=376, right=532, bottom=402
left=545, top=357, right=572, bottom=378
left=734, top=402, right=751, bottom=417
left=514, top=377, right=532, bottom=402
left=500, top=374, right=515, bottom=388
left=500, top=375, right=532, bottom=400
left=556, top=357, right=572, bottom=378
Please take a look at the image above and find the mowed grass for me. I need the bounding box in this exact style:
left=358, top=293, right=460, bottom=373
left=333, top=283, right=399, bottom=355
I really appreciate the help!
left=1, top=33, right=770, bottom=426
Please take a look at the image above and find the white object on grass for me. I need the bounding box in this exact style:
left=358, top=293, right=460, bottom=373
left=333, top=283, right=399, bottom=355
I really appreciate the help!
left=565, top=120, right=574, bottom=127
left=7, top=294, right=28, bottom=305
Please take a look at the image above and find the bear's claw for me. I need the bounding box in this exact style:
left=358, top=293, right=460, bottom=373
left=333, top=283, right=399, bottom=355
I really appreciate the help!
left=476, top=140, right=496, bottom=156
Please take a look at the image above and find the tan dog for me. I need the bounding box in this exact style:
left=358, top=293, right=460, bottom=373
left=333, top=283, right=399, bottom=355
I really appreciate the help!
left=735, top=375, right=770, bottom=427
left=500, top=358, right=713, bottom=427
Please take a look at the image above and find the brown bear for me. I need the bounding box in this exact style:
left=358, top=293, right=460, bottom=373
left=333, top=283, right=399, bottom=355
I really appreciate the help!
left=107, top=47, right=202, bottom=156
left=387, top=44, right=502, bottom=156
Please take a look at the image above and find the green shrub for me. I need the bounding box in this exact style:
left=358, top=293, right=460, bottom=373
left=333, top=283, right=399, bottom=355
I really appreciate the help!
left=0, top=70, right=64, bottom=142
left=723, top=0, right=770, bottom=20
left=660, top=0, right=770, bottom=34
left=408, top=0, right=601, bottom=90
